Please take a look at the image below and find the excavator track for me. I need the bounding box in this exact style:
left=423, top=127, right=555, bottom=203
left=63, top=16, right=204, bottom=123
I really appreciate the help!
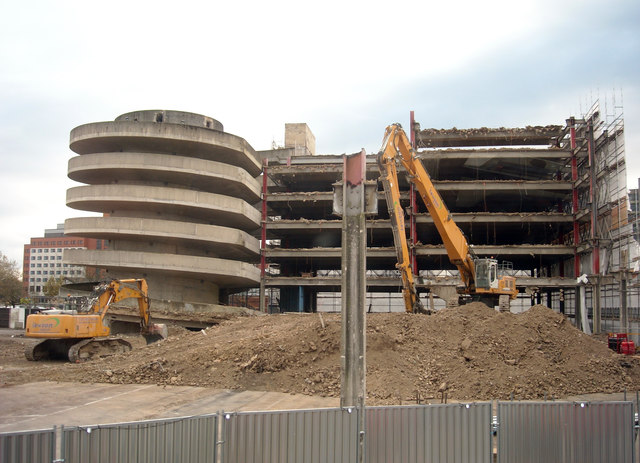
left=25, top=339, right=79, bottom=361
left=25, top=337, right=132, bottom=362
left=68, top=338, right=133, bottom=363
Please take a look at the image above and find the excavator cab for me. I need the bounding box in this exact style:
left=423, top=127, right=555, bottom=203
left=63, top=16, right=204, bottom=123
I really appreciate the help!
left=474, top=258, right=499, bottom=290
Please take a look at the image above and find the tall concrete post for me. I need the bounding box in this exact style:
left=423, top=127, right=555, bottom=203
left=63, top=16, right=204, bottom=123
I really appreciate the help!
left=333, top=149, right=376, bottom=463
left=576, top=274, right=591, bottom=334
left=593, top=276, right=602, bottom=334
left=575, top=285, right=582, bottom=328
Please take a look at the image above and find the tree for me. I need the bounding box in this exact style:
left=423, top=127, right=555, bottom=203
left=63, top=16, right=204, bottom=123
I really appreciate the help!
left=43, top=276, right=64, bottom=298
left=0, top=252, right=22, bottom=306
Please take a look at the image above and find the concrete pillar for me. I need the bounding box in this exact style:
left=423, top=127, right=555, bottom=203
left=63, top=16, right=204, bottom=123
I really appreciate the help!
left=575, top=286, right=582, bottom=329
left=593, top=277, right=602, bottom=334
left=576, top=277, right=592, bottom=334
left=339, top=151, right=366, bottom=405
left=334, top=149, right=375, bottom=463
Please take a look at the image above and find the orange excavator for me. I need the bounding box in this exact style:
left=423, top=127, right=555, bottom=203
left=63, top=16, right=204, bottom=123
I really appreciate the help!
left=378, top=123, right=518, bottom=313
left=25, top=278, right=167, bottom=362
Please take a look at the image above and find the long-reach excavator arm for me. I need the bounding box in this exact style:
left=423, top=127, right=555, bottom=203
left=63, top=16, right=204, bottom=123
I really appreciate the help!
left=378, top=124, right=517, bottom=313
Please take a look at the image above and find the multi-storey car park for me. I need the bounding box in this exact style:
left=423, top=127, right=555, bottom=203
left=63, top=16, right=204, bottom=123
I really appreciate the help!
left=64, top=110, right=261, bottom=311
left=63, top=105, right=640, bottom=339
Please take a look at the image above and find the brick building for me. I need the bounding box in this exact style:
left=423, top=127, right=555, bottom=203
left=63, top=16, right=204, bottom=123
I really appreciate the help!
left=22, top=224, right=105, bottom=296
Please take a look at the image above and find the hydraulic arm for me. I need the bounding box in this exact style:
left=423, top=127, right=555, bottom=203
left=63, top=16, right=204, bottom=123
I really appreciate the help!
left=25, top=278, right=167, bottom=361
left=378, top=124, right=517, bottom=312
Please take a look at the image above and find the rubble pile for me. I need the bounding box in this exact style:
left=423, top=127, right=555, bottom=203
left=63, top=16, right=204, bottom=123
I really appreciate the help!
left=3, top=303, right=639, bottom=404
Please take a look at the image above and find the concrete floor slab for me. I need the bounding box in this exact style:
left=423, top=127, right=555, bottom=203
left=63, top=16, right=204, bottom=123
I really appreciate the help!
left=0, top=382, right=339, bottom=432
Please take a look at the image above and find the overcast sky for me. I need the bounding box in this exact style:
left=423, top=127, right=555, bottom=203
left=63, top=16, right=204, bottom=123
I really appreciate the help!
left=1, top=0, right=639, bottom=268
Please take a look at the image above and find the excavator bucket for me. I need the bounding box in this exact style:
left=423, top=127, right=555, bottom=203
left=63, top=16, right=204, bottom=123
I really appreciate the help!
left=143, top=323, right=168, bottom=344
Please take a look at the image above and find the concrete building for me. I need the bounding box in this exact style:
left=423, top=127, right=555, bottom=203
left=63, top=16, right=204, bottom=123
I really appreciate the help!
left=258, top=103, right=640, bottom=340
left=62, top=105, right=639, bottom=339
left=64, top=110, right=262, bottom=310
left=23, top=223, right=103, bottom=297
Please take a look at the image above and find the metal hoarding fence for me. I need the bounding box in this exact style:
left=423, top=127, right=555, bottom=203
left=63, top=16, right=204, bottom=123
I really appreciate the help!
left=63, top=413, right=217, bottom=463
left=220, top=407, right=358, bottom=463
left=0, top=400, right=635, bottom=462
left=0, top=428, right=55, bottom=463
left=497, top=401, right=635, bottom=463
left=366, top=403, right=492, bottom=463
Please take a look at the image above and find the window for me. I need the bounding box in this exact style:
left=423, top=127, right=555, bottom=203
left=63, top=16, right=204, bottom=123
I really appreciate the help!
left=57, top=248, right=62, bottom=252
left=35, top=286, right=40, bottom=292
left=43, top=256, right=48, bottom=260
left=57, top=256, right=62, bottom=260
left=62, top=270, right=68, bottom=275
left=37, top=256, right=42, bottom=260
left=56, top=271, right=61, bottom=275
left=56, top=263, right=61, bottom=267
left=36, top=278, right=41, bottom=282
left=30, top=263, right=35, bottom=268
left=63, top=264, right=68, bottom=268
left=43, top=263, right=48, bottom=267
left=30, top=271, right=34, bottom=275
left=38, top=249, right=42, bottom=253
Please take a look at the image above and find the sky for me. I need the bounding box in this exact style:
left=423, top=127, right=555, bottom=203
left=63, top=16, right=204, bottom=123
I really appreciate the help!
left=1, top=0, right=639, bottom=269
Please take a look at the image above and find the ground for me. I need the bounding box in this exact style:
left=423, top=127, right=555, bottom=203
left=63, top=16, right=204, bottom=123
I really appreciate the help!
left=1, top=303, right=639, bottom=406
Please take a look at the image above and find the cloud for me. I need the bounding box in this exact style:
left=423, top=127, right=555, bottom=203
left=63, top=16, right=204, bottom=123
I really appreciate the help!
left=1, top=0, right=639, bottom=267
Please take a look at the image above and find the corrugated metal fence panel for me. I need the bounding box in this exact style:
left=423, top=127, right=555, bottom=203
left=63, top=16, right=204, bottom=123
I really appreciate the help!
left=0, top=428, right=54, bottom=463
left=497, top=401, right=635, bottom=463
left=366, top=403, right=492, bottom=463
left=222, top=408, right=358, bottom=463
left=63, top=413, right=217, bottom=463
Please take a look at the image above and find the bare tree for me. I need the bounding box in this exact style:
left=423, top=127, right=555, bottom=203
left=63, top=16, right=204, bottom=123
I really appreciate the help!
left=43, top=276, right=64, bottom=298
left=0, top=252, right=22, bottom=306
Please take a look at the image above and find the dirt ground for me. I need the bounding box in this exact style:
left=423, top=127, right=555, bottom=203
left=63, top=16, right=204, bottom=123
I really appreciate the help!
left=2, top=303, right=640, bottom=405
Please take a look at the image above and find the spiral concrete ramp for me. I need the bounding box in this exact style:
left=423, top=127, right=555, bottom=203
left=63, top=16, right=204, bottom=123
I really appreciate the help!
left=65, top=110, right=262, bottom=309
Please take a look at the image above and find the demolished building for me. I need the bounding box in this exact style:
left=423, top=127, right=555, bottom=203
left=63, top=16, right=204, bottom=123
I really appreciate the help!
left=63, top=105, right=640, bottom=339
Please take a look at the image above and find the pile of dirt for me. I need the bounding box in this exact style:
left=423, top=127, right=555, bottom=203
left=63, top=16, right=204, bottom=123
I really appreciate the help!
left=3, top=303, right=640, bottom=404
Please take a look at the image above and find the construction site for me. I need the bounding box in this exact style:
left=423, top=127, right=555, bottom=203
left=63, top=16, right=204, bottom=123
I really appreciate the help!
left=59, top=106, right=640, bottom=339
left=2, top=105, right=640, bottom=462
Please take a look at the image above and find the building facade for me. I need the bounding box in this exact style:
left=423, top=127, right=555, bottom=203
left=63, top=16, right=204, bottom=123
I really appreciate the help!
left=257, top=104, right=640, bottom=340
left=22, top=224, right=104, bottom=296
